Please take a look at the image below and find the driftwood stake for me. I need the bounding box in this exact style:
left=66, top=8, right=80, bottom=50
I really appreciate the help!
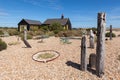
left=23, top=27, right=31, bottom=48
left=110, top=25, right=112, bottom=40
left=24, top=28, right=27, bottom=40
left=96, top=12, right=106, bottom=77
left=89, top=30, right=94, bottom=48
left=81, top=36, right=87, bottom=71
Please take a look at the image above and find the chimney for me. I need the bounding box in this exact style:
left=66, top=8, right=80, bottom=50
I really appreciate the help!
left=61, top=14, right=64, bottom=19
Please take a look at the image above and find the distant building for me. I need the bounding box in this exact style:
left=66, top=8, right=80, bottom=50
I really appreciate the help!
left=18, top=19, right=41, bottom=31
left=43, top=14, right=72, bottom=30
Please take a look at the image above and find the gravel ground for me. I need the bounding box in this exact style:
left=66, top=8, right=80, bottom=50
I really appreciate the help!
left=0, top=31, right=120, bottom=80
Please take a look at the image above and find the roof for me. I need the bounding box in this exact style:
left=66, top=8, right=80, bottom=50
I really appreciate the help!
left=20, top=19, right=42, bottom=25
left=43, top=18, right=69, bottom=25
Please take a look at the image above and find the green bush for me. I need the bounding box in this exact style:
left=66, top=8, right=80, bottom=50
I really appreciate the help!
left=27, top=31, right=35, bottom=36
left=53, top=30, right=60, bottom=34
left=40, top=26, right=49, bottom=33
left=27, top=31, right=44, bottom=36
left=105, top=32, right=116, bottom=37
left=0, top=30, right=4, bottom=35
left=49, top=22, right=63, bottom=31
left=0, top=39, right=7, bottom=51
left=57, top=30, right=83, bottom=37
left=35, top=31, right=44, bottom=36
left=46, top=31, right=54, bottom=36
left=7, top=29, right=19, bottom=36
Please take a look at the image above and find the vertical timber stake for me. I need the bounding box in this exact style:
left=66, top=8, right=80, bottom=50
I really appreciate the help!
left=81, top=36, right=87, bottom=71
left=89, top=30, right=94, bottom=48
left=110, top=25, right=112, bottom=40
left=23, top=27, right=32, bottom=48
left=96, top=12, right=106, bottom=77
left=24, top=28, right=27, bottom=40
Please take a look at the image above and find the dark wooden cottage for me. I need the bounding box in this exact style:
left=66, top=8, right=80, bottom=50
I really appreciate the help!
left=43, top=15, right=72, bottom=30
left=18, top=19, right=42, bottom=31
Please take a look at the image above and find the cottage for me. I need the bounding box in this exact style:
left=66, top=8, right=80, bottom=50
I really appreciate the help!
left=18, top=19, right=42, bottom=31
left=43, top=15, right=72, bottom=30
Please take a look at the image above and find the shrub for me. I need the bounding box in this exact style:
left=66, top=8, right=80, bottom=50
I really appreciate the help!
left=118, top=55, right=120, bottom=61
left=58, top=31, right=64, bottom=37
left=72, top=30, right=82, bottom=36
left=35, top=31, right=44, bottom=36
left=64, top=30, right=73, bottom=37
left=46, top=31, right=54, bottom=36
left=0, top=30, right=4, bottom=35
left=49, top=22, right=63, bottom=31
left=57, top=30, right=83, bottom=37
left=7, top=29, right=19, bottom=36
left=27, top=31, right=35, bottom=36
left=0, top=39, right=7, bottom=51
left=40, top=26, right=49, bottom=33
left=118, top=34, right=120, bottom=37
left=105, top=32, right=116, bottom=37
left=53, top=30, right=60, bottom=34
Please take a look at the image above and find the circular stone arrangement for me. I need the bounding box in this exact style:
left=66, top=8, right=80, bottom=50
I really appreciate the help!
left=32, top=50, right=60, bottom=63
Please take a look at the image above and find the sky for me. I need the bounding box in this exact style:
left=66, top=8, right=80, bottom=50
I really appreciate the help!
left=0, top=0, right=120, bottom=28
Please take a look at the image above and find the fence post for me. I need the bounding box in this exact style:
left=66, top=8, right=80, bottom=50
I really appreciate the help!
left=110, top=25, right=112, bottom=40
left=81, top=36, right=87, bottom=71
left=23, top=27, right=32, bottom=48
left=24, top=28, right=27, bottom=40
left=89, top=30, right=94, bottom=48
left=96, top=12, right=106, bottom=77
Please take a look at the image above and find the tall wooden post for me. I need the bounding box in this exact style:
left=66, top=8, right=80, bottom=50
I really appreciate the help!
left=96, top=12, right=106, bottom=77
left=89, top=30, right=94, bottom=48
left=23, top=26, right=32, bottom=48
left=81, top=36, right=87, bottom=71
left=24, top=28, right=27, bottom=40
left=110, top=25, right=112, bottom=40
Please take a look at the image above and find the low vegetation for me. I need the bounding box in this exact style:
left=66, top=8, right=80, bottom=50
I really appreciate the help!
left=118, top=55, right=120, bottom=61
left=105, top=32, right=116, bottom=37
left=0, top=26, right=98, bottom=39
left=0, top=30, right=4, bottom=35
left=0, top=38, right=7, bottom=51
left=8, top=42, right=20, bottom=46
left=37, top=53, right=55, bottom=59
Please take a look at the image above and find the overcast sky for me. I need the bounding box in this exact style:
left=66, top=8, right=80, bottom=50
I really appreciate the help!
left=0, top=0, right=120, bottom=28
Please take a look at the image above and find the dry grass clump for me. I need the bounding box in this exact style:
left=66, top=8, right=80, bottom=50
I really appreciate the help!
left=57, top=30, right=83, bottom=37
left=0, top=38, right=7, bottom=51
left=37, top=53, right=55, bottom=59
left=118, top=34, right=120, bottom=37
left=8, top=42, right=20, bottom=46
left=118, top=55, right=120, bottom=61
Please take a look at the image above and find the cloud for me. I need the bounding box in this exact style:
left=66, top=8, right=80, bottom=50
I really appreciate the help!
left=0, top=11, right=9, bottom=16
left=23, top=0, right=62, bottom=10
left=110, top=16, right=120, bottom=20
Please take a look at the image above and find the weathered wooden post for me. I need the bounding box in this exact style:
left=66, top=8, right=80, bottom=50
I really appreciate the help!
left=24, top=28, right=27, bottom=40
left=110, top=25, right=112, bottom=40
left=89, top=30, right=94, bottom=48
left=96, top=12, right=106, bottom=77
left=23, top=26, right=32, bottom=48
left=81, top=36, right=87, bottom=71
